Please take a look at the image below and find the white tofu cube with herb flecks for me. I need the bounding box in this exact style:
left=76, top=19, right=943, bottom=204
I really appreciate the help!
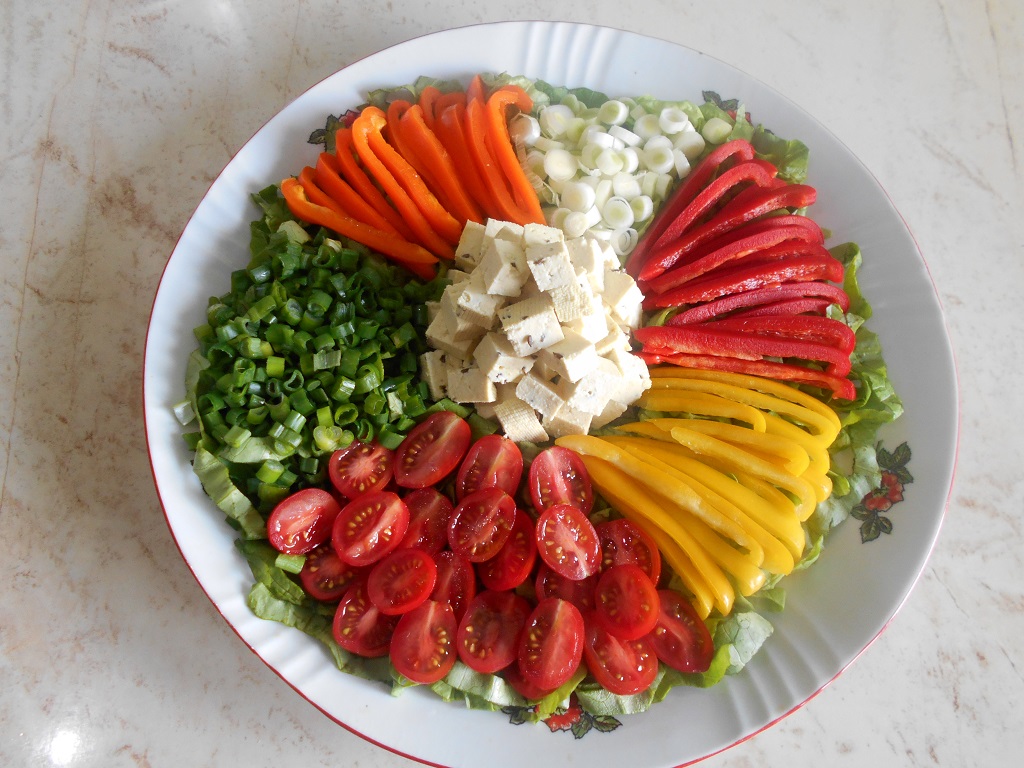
left=564, top=357, right=621, bottom=416
left=439, top=292, right=489, bottom=343
left=514, top=371, right=565, bottom=420
left=566, top=236, right=607, bottom=293
left=525, top=240, right=576, bottom=292
left=548, top=273, right=594, bottom=323
left=495, top=396, right=549, bottom=443
left=536, top=328, right=601, bottom=383
left=446, top=364, right=497, bottom=404
left=595, top=326, right=632, bottom=357
left=454, top=220, right=487, bottom=270
left=591, top=399, right=629, bottom=429
left=485, top=219, right=525, bottom=242
left=419, top=350, right=450, bottom=401
left=567, top=308, right=611, bottom=344
left=542, top=403, right=593, bottom=438
left=474, top=383, right=517, bottom=421
left=456, top=270, right=506, bottom=329
left=479, top=235, right=530, bottom=297
left=498, top=296, right=564, bottom=356
left=587, top=231, right=621, bottom=270
left=425, top=312, right=480, bottom=360
left=473, top=332, right=535, bottom=384
left=523, top=222, right=565, bottom=247
left=425, top=300, right=440, bottom=324
left=602, top=269, right=644, bottom=328
left=606, top=346, right=652, bottom=404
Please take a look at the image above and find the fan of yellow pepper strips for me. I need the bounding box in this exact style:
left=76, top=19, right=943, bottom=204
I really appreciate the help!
left=555, top=365, right=841, bottom=619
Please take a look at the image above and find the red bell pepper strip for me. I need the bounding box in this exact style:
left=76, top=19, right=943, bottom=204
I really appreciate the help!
left=635, top=351, right=856, bottom=401
left=637, top=160, right=781, bottom=282
left=333, top=128, right=416, bottom=241
left=700, top=314, right=857, bottom=354
left=625, top=139, right=757, bottom=276
left=485, top=85, right=546, bottom=225
left=643, top=250, right=845, bottom=309
left=351, top=106, right=459, bottom=256
left=314, top=153, right=404, bottom=235
left=279, top=177, right=438, bottom=280
left=666, top=282, right=851, bottom=324
left=727, top=297, right=834, bottom=319
left=641, top=223, right=827, bottom=295
left=435, top=102, right=499, bottom=219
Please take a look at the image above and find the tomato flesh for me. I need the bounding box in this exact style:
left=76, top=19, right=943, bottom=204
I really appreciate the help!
left=447, top=487, right=517, bottom=562
left=328, top=440, right=394, bottom=500
left=398, top=487, right=453, bottom=555
left=535, top=503, right=601, bottom=581
left=477, top=511, right=537, bottom=591
left=332, top=580, right=398, bottom=657
left=597, top=518, right=662, bottom=585
left=395, top=411, right=471, bottom=488
left=300, top=544, right=364, bottom=602
left=367, top=548, right=438, bottom=615
left=331, top=490, right=409, bottom=566
left=534, top=565, right=598, bottom=612
left=267, top=488, right=341, bottom=555
left=390, top=599, right=458, bottom=684
left=457, top=590, right=532, bottom=674
left=430, top=549, right=477, bottom=622
left=583, top=616, right=659, bottom=695
left=649, top=589, right=715, bottom=673
left=517, top=597, right=585, bottom=692
left=528, top=446, right=594, bottom=514
left=593, top=564, right=661, bottom=641
left=455, top=434, right=523, bottom=500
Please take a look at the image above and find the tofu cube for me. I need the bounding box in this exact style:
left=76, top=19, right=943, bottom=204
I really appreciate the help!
left=564, top=358, right=620, bottom=415
left=425, top=312, right=479, bottom=359
left=495, top=397, right=549, bottom=443
left=485, top=219, right=525, bottom=242
left=602, top=270, right=644, bottom=328
left=523, top=222, right=565, bottom=247
left=607, top=346, right=652, bottom=404
left=498, top=296, right=564, bottom=356
left=566, top=236, right=606, bottom=293
left=473, top=332, right=535, bottom=384
left=567, top=309, right=611, bottom=344
left=595, top=326, right=631, bottom=357
left=454, top=220, right=487, bottom=270
left=456, top=271, right=506, bottom=328
left=536, top=328, right=600, bottom=383
left=514, top=372, right=565, bottom=420
left=548, top=274, right=594, bottom=323
left=591, top=399, right=629, bottom=429
left=474, top=383, right=516, bottom=420
left=525, top=240, right=576, bottom=291
left=542, top=404, right=593, bottom=438
left=447, top=364, right=497, bottom=404
left=479, top=235, right=529, bottom=297
left=418, top=350, right=450, bottom=401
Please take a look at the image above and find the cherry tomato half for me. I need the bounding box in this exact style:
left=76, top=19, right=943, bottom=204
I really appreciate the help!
left=597, top=518, right=662, bottom=585
left=534, top=565, right=598, bottom=612
left=457, top=590, right=532, bottom=674
left=535, top=503, right=601, bottom=581
left=455, top=434, right=524, bottom=500
left=583, top=615, right=659, bottom=695
left=332, top=580, right=398, bottom=658
left=395, top=411, right=471, bottom=488
left=447, top=487, right=517, bottom=562
left=528, top=445, right=594, bottom=514
left=331, top=491, right=409, bottom=566
left=517, top=597, right=585, bottom=692
left=367, top=547, right=438, bottom=615
left=267, top=488, right=341, bottom=555
left=477, top=511, right=537, bottom=592
left=649, top=589, right=715, bottom=673
left=299, top=544, right=364, bottom=602
left=398, top=487, right=453, bottom=555
left=328, top=440, right=394, bottom=500
left=389, top=599, right=458, bottom=684
left=593, top=564, right=661, bottom=641
left=431, top=549, right=477, bottom=622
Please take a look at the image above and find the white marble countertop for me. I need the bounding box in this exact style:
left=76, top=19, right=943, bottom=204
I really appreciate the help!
left=3, top=1, right=1021, bottom=766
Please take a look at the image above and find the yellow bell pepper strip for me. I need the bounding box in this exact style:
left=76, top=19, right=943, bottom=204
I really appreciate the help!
left=333, top=128, right=417, bottom=241
left=583, top=456, right=728, bottom=617
left=555, top=435, right=764, bottom=564
left=761, top=413, right=834, bottom=502
left=666, top=426, right=818, bottom=521
left=279, top=177, right=438, bottom=281
left=351, top=106, right=460, bottom=254
left=313, top=154, right=405, bottom=235
left=606, top=436, right=792, bottom=581
left=634, top=389, right=768, bottom=432
left=485, top=85, right=546, bottom=225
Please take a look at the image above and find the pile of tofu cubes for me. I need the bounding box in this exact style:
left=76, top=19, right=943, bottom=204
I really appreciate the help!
left=419, top=219, right=651, bottom=443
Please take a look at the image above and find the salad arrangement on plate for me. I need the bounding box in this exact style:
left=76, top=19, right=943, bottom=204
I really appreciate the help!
left=175, top=72, right=902, bottom=722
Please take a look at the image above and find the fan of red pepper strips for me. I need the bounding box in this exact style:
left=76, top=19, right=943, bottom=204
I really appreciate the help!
left=624, top=139, right=857, bottom=401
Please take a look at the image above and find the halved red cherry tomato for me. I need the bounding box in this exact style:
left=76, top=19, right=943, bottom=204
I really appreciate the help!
left=648, top=589, right=715, bottom=673
left=367, top=547, right=438, bottom=615
left=328, top=440, right=394, bottom=500
left=267, top=488, right=341, bottom=555
left=535, top=503, right=601, bottom=581
left=503, top=661, right=556, bottom=701
left=395, top=411, right=471, bottom=488
left=597, top=518, right=662, bottom=585
left=447, top=487, right=517, bottom=562
left=534, top=565, right=598, bottom=612
left=390, top=599, right=458, bottom=684
left=331, top=490, right=409, bottom=566
left=397, top=487, right=453, bottom=555
left=593, top=564, right=660, bottom=641
left=477, top=511, right=537, bottom=591
left=455, top=434, right=524, bottom=500
left=457, top=590, right=532, bottom=674
left=528, top=445, right=594, bottom=514
left=430, top=549, right=477, bottom=621
left=299, top=544, right=364, bottom=602
left=517, top=597, right=585, bottom=691
left=332, top=579, right=398, bottom=657
left=583, top=616, right=659, bottom=695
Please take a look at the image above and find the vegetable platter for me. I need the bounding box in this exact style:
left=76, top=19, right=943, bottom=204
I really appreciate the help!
left=143, top=21, right=958, bottom=768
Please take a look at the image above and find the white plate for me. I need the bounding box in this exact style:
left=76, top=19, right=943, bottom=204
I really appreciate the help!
left=144, top=21, right=958, bottom=768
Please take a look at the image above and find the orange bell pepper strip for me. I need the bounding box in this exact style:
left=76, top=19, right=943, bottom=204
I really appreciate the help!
left=399, top=104, right=485, bottom=226
left=434, top=90, right=466, bottom=116
left=279, top=177, right=437, bottom=281
left=435, top=102, right=499, bottom=221
left=333, top=128, right=416, bottom=241
left=298, top=166, right=345, bottom=215
left=464, top=96, right=528, bottom=223
left=417, top=85, right=442, bottom=131
left=485, top=86, right=545, bottom=224
left=313, top=153, right=403, bottom=235
left=351, top=106, right=459, bottom=256
left=466, top=73, right=487, bottom=103
left=386, top=99, right=438, bottom=191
